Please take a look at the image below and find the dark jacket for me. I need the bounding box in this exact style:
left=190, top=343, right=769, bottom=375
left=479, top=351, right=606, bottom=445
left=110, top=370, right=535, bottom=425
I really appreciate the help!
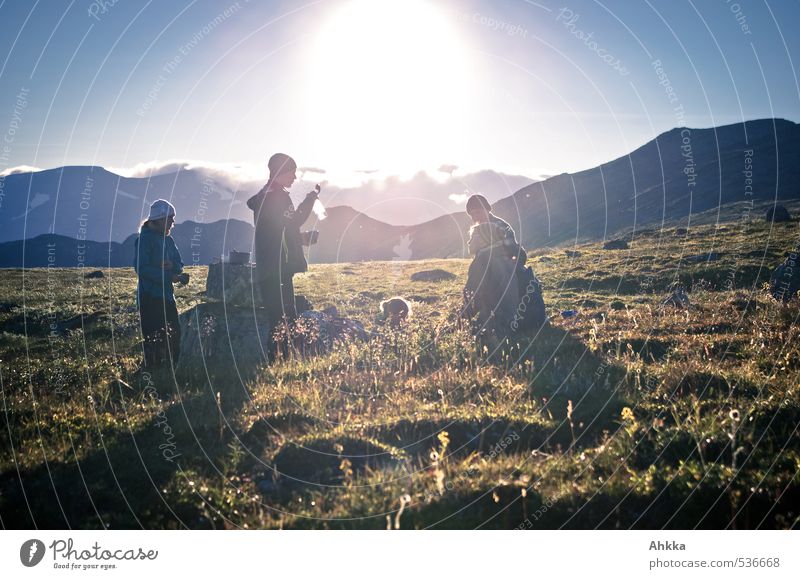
left=247, top=185, right=315, bottom=279
left=134, top=227, right=184, bottom=303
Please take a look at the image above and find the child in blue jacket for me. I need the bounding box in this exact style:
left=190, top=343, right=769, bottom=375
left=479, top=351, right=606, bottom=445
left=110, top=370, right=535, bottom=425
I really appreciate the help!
left=134, top=199, right=188, bottom=367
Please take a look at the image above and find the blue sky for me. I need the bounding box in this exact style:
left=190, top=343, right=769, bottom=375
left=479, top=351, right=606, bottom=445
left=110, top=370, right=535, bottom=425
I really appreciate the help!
left=0, top=0, right=798, bottom=183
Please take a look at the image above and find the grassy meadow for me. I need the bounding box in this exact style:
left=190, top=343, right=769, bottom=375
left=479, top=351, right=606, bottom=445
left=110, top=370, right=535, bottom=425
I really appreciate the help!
left=1, top=217, right=799, bottom=529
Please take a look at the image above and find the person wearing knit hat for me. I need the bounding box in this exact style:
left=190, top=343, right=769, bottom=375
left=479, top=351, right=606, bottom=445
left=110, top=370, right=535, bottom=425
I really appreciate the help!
left=148, top=198, right=176, bottom=221
left=134, top=199, right=188, bottom=368
left=247, top=153, right=319, bottom=360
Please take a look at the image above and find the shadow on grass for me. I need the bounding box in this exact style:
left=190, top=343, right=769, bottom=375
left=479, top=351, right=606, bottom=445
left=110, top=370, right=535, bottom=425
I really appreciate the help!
left=0, top=357, right=258, bottom=529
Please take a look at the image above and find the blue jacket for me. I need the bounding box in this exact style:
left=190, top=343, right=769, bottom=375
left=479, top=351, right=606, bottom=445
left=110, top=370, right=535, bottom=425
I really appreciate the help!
left=134, top=227, right=184, bottom=303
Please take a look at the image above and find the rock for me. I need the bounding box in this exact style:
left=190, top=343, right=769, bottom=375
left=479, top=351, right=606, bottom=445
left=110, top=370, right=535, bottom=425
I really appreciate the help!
left=295, top=294, right=313, bottom=313
left=675, top=227, right=688, bottom=236
left=603, top=239, right=629, bottom=250
left=564, top=250, right=581, bottom=258
left=686, top=252, right=723, bottom=263
left=766, top=205, right=791, bottom=223
left=292, top=311, right=369, bottom=355
left=177, top=303, right=370, bottom=367
left=205, top=262, right=260, bottom=307
left=662, top=288, right=690, bottom=308
left=56, top=311, right=106, bottom=334
left=178, top=302, right=272, bottom=366
left=410, top=269, right=456, bottom=282
left=84, top=270, right=104, bottom=279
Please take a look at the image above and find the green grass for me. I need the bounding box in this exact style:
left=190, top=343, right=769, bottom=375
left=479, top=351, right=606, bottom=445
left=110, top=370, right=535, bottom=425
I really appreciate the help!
left=1, top=219, right=799, bottom=529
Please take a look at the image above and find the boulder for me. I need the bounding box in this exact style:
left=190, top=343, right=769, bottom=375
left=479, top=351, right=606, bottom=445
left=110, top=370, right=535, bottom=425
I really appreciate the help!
left=84, top=270, right=104, bottom=279
left=766, top=205, right=791, bottom=223
left=686, top=252, right=723, bottom=263
left=205, top=262, right=260, bottom=307
left=410, top=269, right=456, bottom=282
left=178, top=302, right=272, bottom=367
left=662, top=287, right=690, bottom=308
left=603, top=239, right=629, bottom=250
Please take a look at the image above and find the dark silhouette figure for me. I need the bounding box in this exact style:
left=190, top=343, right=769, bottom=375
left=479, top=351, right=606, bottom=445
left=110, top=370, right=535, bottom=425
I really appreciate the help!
left=461, top=194, right=545, bottom=340
left=246, top=153, right=318, bottom=358
left=134, top=199, right=189, bottom=368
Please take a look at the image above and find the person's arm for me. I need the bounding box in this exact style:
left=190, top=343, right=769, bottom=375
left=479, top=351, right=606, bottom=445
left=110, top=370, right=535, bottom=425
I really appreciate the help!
left=287, top=190, right=318, bottom=227
left=171, top=238, right=184, bottom=274
left=134, top=234, right=168, bottom=284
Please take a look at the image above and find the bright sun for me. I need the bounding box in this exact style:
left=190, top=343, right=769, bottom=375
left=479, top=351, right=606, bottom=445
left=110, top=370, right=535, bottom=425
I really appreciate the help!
left=303, top=0, right=473, bottom=175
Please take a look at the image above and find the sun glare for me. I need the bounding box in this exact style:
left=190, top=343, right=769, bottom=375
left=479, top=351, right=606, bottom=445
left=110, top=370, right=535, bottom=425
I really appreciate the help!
left=303, top=0, right=473, bottom=173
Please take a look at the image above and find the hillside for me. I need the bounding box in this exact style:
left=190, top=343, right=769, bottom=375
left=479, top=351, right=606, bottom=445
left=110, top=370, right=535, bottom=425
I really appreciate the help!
left=0, top=217, right=798, bottom=529
left=1, top=118, right=798, bottom=266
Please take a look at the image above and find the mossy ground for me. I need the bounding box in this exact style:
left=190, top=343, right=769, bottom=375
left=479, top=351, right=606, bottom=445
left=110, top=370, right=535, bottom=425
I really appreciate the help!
left=1, top=218, right=798, bottom=529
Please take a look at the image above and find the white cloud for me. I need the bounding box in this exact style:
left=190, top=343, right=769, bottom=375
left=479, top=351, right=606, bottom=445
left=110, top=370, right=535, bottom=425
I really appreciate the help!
left=448, top=193, right=469, bottom=204
left=0, top=165, right=42, bottom=177
left=107, top=159, right=267, bottom=184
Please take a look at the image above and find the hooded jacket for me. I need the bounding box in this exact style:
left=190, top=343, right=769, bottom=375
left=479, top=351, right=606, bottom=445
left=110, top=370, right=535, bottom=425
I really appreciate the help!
left=134, top=226, right=184, bottom=303
left=247, top=184, right=315, bottom=279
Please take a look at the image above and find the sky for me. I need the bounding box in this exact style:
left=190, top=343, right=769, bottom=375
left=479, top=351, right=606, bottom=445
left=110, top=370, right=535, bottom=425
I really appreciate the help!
left=0, top=0, right=798, bottom=187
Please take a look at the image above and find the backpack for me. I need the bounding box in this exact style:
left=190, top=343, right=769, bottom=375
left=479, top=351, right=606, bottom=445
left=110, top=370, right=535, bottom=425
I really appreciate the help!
left=512, top=265, right=546, bottom=331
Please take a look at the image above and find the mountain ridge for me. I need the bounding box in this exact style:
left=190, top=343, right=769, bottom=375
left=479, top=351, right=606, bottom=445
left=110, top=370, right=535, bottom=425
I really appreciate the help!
left=1, top=117, right=798, bottom=267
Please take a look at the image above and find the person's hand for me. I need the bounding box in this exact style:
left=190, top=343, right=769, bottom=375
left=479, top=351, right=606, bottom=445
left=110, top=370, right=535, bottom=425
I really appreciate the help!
left=171, top=274, right=181, bottom=283
left=306, top=184, right=321, bottom=200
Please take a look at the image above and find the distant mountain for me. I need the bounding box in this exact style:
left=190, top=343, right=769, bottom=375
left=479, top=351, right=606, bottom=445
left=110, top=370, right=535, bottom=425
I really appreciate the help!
left=1, top=118, right=798, bottom=267
left=0, top=164, right=532, bottom=244
left=492, top=118, right=800, bottom=249
left=0, top=165, right=247, bottom=244
left=0, top=219, right=253, bottom=268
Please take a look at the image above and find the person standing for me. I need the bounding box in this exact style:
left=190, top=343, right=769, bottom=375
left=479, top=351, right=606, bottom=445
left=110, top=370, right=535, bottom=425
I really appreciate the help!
left=134, top=199, right=188, bottom=367
left=247, top=153, right=318, bottom=355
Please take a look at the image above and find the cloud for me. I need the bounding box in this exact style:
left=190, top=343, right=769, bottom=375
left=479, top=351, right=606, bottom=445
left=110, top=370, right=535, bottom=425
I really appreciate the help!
left=312, top=168, right=535, bottom=224
left=297, top=166, right=326, bottom=175
left=107, top=159, right=267, bottom=184
left=0, top=165, right=42, bottom=177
